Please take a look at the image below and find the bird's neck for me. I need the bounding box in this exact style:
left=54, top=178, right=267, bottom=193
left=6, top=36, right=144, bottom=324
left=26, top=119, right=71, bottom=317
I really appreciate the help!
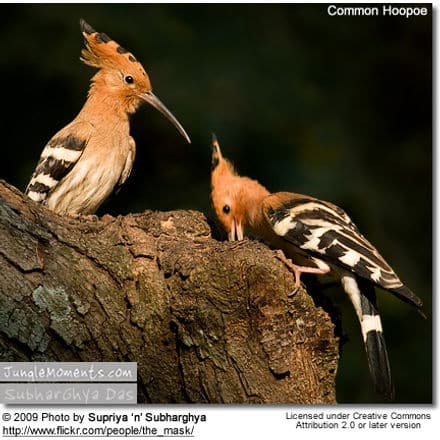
left=78, top=81, right=141, bottom=123
left=239, top=178, right=271, bottom=231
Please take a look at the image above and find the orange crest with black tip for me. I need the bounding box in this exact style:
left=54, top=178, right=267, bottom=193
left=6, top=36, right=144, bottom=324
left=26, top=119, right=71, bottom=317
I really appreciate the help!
left=79, top=19, right=151, bottom=90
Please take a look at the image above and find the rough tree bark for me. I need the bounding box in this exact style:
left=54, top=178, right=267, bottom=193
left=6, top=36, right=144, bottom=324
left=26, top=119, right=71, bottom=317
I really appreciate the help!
left=0, top=180, right=339, bottom=403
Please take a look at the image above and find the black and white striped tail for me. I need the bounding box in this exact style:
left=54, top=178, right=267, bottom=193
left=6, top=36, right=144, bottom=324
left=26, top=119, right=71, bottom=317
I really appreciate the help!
left=341, top=273, right=394, bottom=400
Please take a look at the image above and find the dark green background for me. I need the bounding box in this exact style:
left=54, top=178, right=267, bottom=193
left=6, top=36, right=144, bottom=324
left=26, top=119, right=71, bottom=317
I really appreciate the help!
left=0, top=4, right=432, bottom=403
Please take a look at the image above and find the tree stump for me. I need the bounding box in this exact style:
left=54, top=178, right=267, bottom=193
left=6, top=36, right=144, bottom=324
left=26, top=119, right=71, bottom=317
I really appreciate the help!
left=0, top=180, right=338, bottom=403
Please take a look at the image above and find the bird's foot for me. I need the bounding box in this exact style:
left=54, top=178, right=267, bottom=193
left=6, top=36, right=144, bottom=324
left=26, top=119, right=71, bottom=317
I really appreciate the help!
left=274, top=250, right=330, bottom=296
left=274, top=250, right=304, bottom=296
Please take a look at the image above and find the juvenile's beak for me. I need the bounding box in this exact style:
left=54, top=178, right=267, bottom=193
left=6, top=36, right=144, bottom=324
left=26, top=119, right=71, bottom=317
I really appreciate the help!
left=140, top=91, right=191, bottom=143
left=228, top=218, right=244, bottom=241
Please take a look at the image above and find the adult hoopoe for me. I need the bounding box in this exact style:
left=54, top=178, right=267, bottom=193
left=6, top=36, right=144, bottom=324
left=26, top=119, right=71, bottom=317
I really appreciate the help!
left=25, top=19, right=190, bottom=215
left=210, top=135, right=424, bottom=400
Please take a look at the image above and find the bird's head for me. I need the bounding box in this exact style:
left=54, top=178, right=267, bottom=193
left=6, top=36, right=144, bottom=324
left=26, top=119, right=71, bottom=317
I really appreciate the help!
left=79, top=19, right=190, bottom=142
left=210, top=135, right=269, bottom=241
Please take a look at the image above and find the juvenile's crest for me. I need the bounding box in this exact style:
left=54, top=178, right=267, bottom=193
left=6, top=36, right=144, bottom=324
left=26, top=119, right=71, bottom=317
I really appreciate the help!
left=211, top=134, right=236, bottom=175
left=79, top=19, right=144, bottom=73
left=211, top=133, right=223, bottom=170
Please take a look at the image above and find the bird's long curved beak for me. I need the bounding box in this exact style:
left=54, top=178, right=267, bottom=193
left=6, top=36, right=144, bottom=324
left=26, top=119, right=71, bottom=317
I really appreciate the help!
left=228, top=218, right=244, bottom=241
left=140, top=91, right=191, bottom=143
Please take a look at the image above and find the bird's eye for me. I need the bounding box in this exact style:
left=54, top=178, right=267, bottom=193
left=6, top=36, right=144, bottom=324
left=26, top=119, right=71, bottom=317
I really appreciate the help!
left=125, top=75, right=134, bottom=84
left=223, top=205, right=231, bottom=214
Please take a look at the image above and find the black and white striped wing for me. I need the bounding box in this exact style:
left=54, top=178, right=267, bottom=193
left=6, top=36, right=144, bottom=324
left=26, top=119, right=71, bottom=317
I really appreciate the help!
left=26, top=125, right=90, bottom=204
left=263, top=193, right=422, bottom=308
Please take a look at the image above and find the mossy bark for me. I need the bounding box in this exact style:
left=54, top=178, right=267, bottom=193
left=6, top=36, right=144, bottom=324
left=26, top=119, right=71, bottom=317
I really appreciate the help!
left=0, top=180, right=339, bottom=403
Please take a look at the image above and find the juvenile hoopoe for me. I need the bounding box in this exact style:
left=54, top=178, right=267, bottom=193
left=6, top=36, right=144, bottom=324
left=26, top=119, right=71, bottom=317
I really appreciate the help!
left=25, top=19, right=190, bottom=215
left=210, top=135, right=424, bottom=400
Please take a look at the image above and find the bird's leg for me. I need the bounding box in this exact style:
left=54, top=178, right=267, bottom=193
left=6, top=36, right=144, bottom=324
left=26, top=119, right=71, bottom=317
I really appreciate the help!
left=274, top=250, right=330, bottom=296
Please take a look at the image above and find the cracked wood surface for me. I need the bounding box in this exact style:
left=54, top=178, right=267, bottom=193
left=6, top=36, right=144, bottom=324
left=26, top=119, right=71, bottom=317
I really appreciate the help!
left=0, top=180, right=339, bottom=403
